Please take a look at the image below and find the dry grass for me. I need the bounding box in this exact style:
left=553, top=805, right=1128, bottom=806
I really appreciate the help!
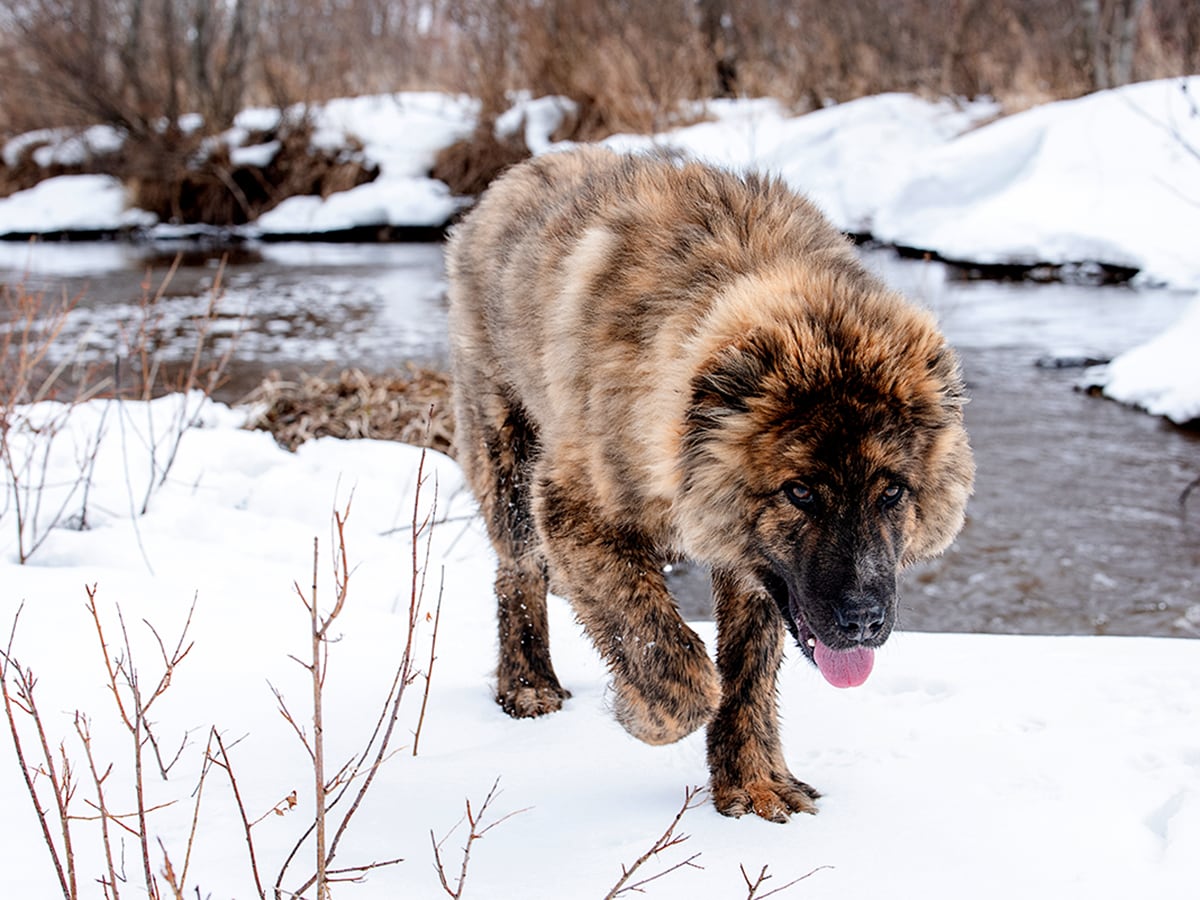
left=243, top=366, right=455, bottom=457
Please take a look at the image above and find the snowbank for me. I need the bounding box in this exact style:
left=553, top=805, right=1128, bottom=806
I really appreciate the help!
left=2, top=82, right=1198, bottom=425
left=1, top=399, right=1197, bottom=897
left=255, top=176, right=464, bottom=233
left=600, top=93, right=999, bottom=234
left=253, top=92, right=477, bottom=234
left=873, top=77, right=1200, bottom=288
left=0, top=174, right=154, bottom=234
left=1087, top=294, right=1200, bottom=424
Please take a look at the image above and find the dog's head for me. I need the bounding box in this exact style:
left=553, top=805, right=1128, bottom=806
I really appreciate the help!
left=675, top=270, right=974, bottom=687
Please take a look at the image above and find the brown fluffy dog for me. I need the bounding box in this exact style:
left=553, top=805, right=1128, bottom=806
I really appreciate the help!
left=447, top=147, right=974, bottom=822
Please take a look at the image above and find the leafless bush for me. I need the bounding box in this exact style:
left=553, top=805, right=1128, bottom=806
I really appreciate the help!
left=0, top=254, right=237, bottom=565
left=0, top=588, right=199, bottom=900
left=112, top=255, right=238, bottom=525
left=273, top=451, right=444, bottom=897
left=430, top=0, right=1200, bottom=137
left=2, top=440, right=451, bottom=896
left=431, top=124, right=530, bottom=198
left=441, top=0, right=713, bottom=141
left=0, top=0, right=257, bottom=138
left=0, top=278, right=106, bottom=562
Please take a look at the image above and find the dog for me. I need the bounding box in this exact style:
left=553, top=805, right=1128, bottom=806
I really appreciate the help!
left=446, top=146, right=974, bottom=821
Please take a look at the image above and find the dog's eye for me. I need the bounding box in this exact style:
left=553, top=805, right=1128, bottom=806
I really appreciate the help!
left=783, top=481, right=815, bottom=510
left=881, top=483, right=906, bottom=509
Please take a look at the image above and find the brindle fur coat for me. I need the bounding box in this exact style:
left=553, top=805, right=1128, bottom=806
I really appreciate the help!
left=447, top=147, right=974, bottom=822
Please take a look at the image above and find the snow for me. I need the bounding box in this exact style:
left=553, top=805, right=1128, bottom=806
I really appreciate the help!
left=252, top=93, right=478, bottom=234
left=0, top=174, right=155, bottom=234
left=2, top=125, right=125, bottom=169
left=599, top=93, right=1001, bottom=235
left=2, top=81, right=1198, bottom=280
left=1086, top=294, right=1200, bottom=424
left=255, top=176, right=464, bottom=233
left=229, top=140, right=281, bottom=168
left=873, top=77, right=1200, bottom=288
left=496, top=93, right=577, bottom=154
left=1, top=399, right=1198, bottom=897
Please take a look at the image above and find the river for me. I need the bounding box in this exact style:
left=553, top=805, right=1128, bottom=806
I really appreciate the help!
left=2, top=239, right=1197, bottom=638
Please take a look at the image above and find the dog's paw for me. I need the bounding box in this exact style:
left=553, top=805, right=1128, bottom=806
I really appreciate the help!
left=612, top=654, right=720, bottom=745
left=711, top=775, right=821, bottom=823
left=498, top=682, right=572, bottom=718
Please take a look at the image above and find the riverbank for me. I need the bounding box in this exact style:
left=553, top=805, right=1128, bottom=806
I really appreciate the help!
left=5, top=81, right=1199, bottom=425
left=2, top=81, right=1198, bottom=286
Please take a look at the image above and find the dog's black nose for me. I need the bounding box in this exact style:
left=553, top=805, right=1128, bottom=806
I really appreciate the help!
left=833, top=602, right=887, bottom=642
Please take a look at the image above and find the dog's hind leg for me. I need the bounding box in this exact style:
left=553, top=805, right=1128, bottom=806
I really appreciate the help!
left=706, top=568, right=820, bottom=822
left=534, top=473, right=720, bottom=745
left=465, top=398, right=570, bottom=718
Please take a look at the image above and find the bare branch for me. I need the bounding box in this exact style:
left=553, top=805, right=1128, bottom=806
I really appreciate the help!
left=741, top=861, right=834, bottom=898
left=412, top=572, right=445, bottom=757
left=603, top=786, right=707, bottom=899
left=431, top=778, right=527, bottom=899
left=1, top=604, right=76, bottom=899
left=209, top=728, right=267, bottom=899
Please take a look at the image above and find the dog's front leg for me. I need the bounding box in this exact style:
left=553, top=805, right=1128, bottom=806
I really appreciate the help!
left=707, top=568, right=820, bottom=822
left=535, top=476, right=720, bottom=745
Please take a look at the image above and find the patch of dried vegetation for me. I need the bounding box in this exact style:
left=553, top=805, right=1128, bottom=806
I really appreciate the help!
left=243, top=366, right=455, bottom=456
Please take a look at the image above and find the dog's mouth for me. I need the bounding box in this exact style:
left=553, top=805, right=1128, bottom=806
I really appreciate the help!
left=762, top=569, right=880, bottom=689
left=793, top=613, right=875, bottom=689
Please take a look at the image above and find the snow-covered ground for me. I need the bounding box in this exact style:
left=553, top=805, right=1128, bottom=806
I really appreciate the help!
left=1, top=397, right=1197, bottom=898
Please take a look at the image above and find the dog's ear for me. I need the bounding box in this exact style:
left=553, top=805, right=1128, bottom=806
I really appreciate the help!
left=688, top=333, right=777, bottom=417
left=927, top=346, right=968, bottom=411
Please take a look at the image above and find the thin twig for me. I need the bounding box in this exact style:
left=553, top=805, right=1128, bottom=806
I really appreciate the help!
left=307, top=533, right=329, bottom=899
left=431, top=778, right=528, bottom=899
left=209, top=728, right=267, bottom=899
left=741, top=862, right=834, bottom=899
left=412, top=572, right=444, bottom=757
left=75, top=712, right=120, bottom=899
left=603, top=786, right=707, bottom=899
left=25, top=670, right=79, bottom=898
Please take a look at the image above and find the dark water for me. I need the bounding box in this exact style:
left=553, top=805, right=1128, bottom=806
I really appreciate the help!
left=2, top=241, right=1197, bottom=638
left=0, top=241, right=450, bottom=399
left=873, top=253, right=1200, bottom=639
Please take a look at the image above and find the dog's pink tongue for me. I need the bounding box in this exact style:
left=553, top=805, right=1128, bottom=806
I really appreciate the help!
left=813, top=640, right=875, bottom=688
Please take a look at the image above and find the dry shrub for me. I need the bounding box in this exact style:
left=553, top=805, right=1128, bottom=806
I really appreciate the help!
left=432, top=125, right=530, bottom=197
left=1, top=118, right=377, bottom=222
left=442, top=0, right=715, bottom=143
left=518, top=5, right=714, bottom=140
left=127, top=119, right=378, bottom=226
left=243, top=367, right=455, bottom=456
